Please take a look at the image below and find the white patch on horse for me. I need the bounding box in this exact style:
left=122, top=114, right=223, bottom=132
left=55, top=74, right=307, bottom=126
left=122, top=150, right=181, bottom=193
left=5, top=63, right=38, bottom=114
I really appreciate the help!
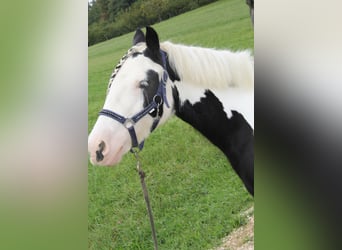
left=104, top=55, right=161, bottom=114
left=213, top=88, right=254, bottom=129
left=175, top=81, right=206, bottom=105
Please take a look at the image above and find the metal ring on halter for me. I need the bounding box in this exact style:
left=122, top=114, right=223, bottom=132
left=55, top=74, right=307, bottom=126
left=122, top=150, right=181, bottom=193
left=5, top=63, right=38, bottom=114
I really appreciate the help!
left=131, top=147, right=141, bottom=155
left=124, top=118, right=135, bottom=128
left=153, top=95, right=162, bottom=106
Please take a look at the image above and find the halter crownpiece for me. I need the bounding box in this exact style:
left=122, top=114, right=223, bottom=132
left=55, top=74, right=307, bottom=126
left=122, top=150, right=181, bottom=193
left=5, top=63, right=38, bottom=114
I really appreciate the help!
left=99, top=49, right=170, bottom=152
left=160, top=51, right=170, bottom=108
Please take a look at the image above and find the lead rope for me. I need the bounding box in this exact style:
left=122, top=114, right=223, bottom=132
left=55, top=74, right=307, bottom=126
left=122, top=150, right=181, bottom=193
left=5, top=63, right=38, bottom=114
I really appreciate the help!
left=133, top=150, right=159, bottom=250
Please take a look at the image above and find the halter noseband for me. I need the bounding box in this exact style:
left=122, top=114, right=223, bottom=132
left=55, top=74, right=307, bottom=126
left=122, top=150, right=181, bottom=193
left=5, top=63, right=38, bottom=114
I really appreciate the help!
left=98, top=50, right=170, bottom=152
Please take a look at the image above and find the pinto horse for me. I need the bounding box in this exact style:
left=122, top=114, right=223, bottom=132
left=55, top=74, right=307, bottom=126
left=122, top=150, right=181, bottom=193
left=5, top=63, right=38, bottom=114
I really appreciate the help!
left=88, top=27, right=254, bottom=195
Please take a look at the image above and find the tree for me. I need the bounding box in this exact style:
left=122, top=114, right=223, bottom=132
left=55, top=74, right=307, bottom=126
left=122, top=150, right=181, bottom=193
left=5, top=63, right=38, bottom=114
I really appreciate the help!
left=88, top=1, right=101, bottom=25
left=88, top=0, right=219, bottom=46
left=108, top=0, right=138, bottom=21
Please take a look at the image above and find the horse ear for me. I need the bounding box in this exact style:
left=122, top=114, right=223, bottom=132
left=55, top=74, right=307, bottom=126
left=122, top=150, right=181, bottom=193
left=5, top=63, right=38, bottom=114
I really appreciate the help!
left=133, top=28, right=145, bottom=45
left=146, top=26, right=160, bottom=52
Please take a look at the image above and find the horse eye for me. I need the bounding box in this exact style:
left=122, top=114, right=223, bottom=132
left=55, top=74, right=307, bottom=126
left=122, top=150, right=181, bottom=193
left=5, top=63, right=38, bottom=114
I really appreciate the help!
left=139, top=80, right=149, bottom=88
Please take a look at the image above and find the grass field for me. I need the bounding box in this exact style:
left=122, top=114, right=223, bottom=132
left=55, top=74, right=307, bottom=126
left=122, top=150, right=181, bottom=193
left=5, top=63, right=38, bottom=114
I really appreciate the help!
left=88, top=0, right=254, bottom=249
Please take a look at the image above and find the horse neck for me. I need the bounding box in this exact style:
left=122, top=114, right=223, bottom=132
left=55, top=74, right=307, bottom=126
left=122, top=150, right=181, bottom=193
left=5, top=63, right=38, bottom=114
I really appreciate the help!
left=171, top=84, right=254, bottom=195
left=162, top=41, right=254, bottom=129
left=163, top=42, right=254, bottom=195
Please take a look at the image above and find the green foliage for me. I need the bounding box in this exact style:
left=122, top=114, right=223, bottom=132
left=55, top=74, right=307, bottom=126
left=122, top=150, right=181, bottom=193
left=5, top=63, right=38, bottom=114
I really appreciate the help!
left=89, top=0, right=138, bottom=25
left=88, top=0, right=219, bottom=46
left=88, top=0, right=254, bottom=249
left=88, top=1, right=101, bottom=25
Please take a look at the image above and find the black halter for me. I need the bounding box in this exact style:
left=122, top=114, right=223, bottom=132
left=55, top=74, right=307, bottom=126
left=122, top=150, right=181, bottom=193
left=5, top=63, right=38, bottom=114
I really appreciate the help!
left=98, top=50, right=170, bottom=152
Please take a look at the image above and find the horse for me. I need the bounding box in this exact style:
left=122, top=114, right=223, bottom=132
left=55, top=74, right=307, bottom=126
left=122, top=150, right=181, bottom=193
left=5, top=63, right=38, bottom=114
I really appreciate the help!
left=88, top=27, right=254, bottom=195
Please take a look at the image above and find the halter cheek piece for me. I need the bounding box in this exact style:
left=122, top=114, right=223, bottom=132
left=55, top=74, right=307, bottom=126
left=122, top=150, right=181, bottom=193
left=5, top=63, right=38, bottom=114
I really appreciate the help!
left=98, top=50, right=170, bottom=152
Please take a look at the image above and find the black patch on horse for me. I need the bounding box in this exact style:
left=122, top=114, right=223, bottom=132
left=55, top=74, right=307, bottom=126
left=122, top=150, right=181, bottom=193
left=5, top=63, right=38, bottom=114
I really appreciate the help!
left=172, top=87, right=254, bottom=195
left=143, top=49, right=180, bottom=82
left=144, top=26, right=162, bottom=66
left=133, top=28, right=145, bottom=45
left=141, top=69, right=163, bottom=117
left=165, top=54, right=180, bottom=82
left=143, top=48, right=162, bottom=66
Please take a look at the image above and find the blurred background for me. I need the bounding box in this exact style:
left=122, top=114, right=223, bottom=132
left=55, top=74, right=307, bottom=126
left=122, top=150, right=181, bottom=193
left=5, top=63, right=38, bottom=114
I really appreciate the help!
left=0, top=1, right=88, bottom=249
left=256, top=1, right=342, bottom=249
left=0, top=0, right=341, bottom=249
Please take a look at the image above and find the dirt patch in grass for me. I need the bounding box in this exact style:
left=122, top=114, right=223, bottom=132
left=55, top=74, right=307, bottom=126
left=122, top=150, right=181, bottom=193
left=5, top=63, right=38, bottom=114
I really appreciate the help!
left=213, top=207, right=254, bottom=250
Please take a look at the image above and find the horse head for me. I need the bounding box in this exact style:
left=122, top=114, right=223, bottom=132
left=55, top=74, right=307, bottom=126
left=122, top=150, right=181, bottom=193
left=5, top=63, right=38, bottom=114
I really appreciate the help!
left=88, top=27, right=174, bottom=166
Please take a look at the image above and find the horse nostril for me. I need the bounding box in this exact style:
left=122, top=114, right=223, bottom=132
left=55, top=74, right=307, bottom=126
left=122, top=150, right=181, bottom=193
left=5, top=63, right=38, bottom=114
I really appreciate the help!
left=96, top=141, right=105, bottom=162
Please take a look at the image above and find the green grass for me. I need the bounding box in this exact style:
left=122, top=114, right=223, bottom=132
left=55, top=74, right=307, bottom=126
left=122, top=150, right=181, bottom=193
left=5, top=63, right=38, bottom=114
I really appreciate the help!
left=88, top=0, right=254, bottom=249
